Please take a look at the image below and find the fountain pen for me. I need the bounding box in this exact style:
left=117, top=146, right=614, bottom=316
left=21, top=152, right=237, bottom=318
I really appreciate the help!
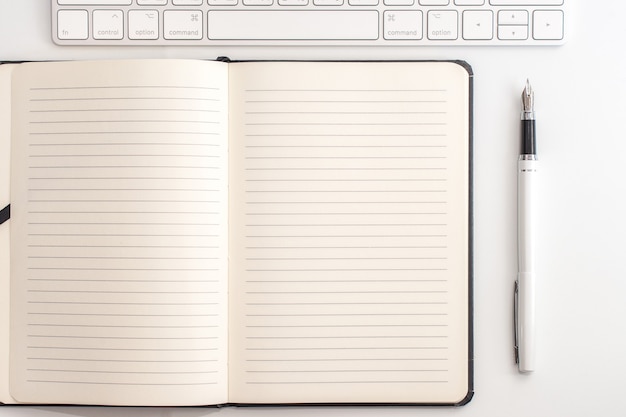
left=515, top=80, right=537, bottom=373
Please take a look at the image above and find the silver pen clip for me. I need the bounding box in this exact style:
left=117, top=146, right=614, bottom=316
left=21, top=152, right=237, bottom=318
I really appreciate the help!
left=513, top=280, right=519, bottom=364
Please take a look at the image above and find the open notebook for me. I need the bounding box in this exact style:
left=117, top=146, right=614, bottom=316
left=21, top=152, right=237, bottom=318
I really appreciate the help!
left=0, top=59, right=473, bottom=406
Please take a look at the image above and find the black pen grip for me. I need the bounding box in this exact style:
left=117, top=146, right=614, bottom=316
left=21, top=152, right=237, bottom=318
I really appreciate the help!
left=521, top=119, right=536, bottom=155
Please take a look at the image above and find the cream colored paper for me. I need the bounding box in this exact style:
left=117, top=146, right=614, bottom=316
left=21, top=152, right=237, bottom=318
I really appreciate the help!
left=9, top=60, right=229, bottom=406
left=227, top=62, right=470, bottom=404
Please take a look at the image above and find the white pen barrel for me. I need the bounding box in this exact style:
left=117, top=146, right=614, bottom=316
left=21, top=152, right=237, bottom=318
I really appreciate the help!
left=518, top=158, right=536, bottom=272
left=517, top=157, right=536, bottom=372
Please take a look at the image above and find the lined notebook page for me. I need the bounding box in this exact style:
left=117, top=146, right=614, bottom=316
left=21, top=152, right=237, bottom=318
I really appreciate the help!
left=9, top=60, right=229, bottom=406
left=228, top=62, right=470, bottom=404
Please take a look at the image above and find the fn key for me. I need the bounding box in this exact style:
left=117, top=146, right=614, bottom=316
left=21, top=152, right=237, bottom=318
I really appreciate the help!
left=57, top=10, right=88, bottom=40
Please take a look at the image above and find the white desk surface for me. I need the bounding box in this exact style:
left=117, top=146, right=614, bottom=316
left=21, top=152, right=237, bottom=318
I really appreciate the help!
left=1, top=1, right=625, bottom=416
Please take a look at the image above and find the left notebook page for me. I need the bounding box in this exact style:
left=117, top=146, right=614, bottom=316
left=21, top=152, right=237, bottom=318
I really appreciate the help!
left=8, top=60, right=229, bottom=406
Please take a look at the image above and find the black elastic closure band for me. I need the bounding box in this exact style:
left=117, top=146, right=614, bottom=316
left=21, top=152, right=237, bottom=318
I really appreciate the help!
left=0, top=204, right=10, bottom=225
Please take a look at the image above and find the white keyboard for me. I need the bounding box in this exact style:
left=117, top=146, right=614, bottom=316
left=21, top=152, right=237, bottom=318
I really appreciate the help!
left=52, top=0, right=568, bottom=46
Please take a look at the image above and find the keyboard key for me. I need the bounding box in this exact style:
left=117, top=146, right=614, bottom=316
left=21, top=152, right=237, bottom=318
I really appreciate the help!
left=172, top=0, right=203, bottom=4
left=427, top=10, right=457, bottom=40
left=498, top=24, right=527, bottom=40
left=420, top=0, right=449, bottom=4
left=533, top=10, right=563, bottom=40
left=489, top=0, right=562, bottom=4
left=243, top=0, right=274, bottom=5
left=164, top=10, right=203, bottom=39
left=279, top=0, right=309, bottom=5
left=128, top=10, right=159, bottom=39
left=137, top=0, right=167, bottom=4
left=58, top=0, right=131, bottom=4
left=313, top=0, right=344, bottom=5
left=207, top=11, right=379, bottom=40
left=462, top=10, right=492, bottom=40
left=208, top=0, right=238, bottom=5
left=93, top=10, right=124, bottom=39
left=455, top=0, right=484, bottom=4
left=383, top=11, right=422, bottom=40
left=349, top=0, right=378, bottom=5
left=498, top=10, right=528, bottom=25
left=57, top=10, right=88, bottom=40
left=384, top=0, right=414, bottom=6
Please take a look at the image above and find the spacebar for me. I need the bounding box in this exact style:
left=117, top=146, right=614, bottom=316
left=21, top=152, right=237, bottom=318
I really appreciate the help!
left=207, top=10, right=379, bottom=40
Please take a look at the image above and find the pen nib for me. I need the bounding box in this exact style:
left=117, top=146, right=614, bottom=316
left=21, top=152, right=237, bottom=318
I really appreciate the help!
left=522, top=79, right=534, bottom=113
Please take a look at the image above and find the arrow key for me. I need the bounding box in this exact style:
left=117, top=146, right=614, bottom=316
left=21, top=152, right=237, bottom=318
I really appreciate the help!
left=462, top=10, right=492, bottom=40
left=498, top=9, right=528, bottom=25
left=498, top=24, right=528, bottom=40
left=533, top=10, right=563, bottom=40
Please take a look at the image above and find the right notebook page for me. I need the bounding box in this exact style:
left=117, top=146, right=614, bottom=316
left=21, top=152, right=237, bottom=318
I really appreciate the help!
left=227, top=61, right=472, bottom=405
